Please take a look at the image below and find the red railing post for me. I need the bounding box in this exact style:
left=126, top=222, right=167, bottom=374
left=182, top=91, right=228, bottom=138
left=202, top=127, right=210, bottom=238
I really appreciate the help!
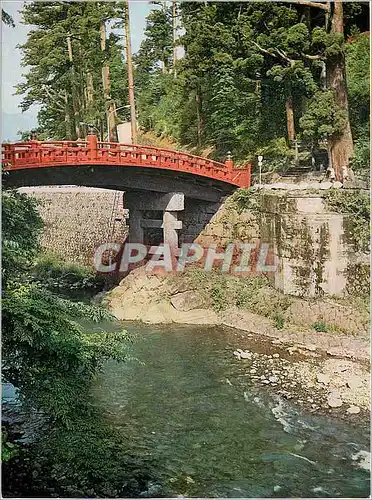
left=246, top=163, right=251, bottom=188
left=29, top=140, right=39, bottom=163
left=2, top=144, right=14, bottom=167
left=87, top=134, right=98, bottom=161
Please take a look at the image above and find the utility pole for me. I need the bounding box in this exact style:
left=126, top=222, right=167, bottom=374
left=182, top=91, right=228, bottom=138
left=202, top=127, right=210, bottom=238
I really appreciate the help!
left=172, top=1, right=177, bottom=76
left=124, top=0, right=137, bottom=144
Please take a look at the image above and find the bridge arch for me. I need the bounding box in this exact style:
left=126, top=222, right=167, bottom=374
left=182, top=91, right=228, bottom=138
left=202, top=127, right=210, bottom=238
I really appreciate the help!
left=2, top=136, right=251, bottom=251
left=2, top=136, right=251, bottom=203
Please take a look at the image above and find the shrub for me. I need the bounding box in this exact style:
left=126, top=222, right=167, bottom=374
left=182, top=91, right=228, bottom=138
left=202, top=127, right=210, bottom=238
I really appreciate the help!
left=350, top=135, right=370, bottom=172
left=312, top=320, right=329, bottom=332
left=273, top=313, right=285, bottom=330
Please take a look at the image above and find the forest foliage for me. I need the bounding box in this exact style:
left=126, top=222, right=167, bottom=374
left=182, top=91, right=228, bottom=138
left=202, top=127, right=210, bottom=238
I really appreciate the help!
left=12, top=1, right=370, bottom=173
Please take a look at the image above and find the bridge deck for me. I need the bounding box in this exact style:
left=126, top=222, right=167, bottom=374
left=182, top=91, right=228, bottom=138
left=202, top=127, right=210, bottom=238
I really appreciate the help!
left=2, top=136, right=251, bottom=188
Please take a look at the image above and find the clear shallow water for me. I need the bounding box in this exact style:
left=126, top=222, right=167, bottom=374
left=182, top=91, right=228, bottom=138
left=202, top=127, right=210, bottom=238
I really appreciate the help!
left=92, top=322, right=370, bottom=498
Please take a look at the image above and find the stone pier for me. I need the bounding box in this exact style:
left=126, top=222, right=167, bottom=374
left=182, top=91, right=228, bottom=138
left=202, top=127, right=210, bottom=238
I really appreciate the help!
left=124, top=191, right=184, bottom=251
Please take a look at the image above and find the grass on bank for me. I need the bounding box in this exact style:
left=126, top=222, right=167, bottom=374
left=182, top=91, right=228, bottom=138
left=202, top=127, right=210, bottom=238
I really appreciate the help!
left=168, top=267, right=369, bottom=335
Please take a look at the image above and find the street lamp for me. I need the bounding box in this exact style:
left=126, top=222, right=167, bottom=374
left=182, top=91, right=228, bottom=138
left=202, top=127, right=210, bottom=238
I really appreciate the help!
left=109, top=104, right=131, bottom=118
left=106, top=105, right=131, bottom=142
left=257, top=155, right=263, bottom=187
left=79, top=122, right=100, bottom=138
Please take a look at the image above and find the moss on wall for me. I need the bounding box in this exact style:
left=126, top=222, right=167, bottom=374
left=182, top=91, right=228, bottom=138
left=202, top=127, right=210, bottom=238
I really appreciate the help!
left=323, top=189, right=370, bottom=253
left=345, top=263, right=370, bottom=297
left=314, top=222, right=330, bottom=296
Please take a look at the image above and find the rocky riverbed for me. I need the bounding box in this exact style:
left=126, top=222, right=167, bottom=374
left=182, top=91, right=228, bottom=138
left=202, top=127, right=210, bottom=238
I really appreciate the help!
left=104, top=266, right=370, bottom=420
left=227, top=333, right=370, bottom=421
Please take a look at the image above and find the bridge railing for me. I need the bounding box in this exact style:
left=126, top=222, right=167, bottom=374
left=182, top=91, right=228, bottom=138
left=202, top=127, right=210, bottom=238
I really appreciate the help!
left=2, top=138, right=251, bottom=188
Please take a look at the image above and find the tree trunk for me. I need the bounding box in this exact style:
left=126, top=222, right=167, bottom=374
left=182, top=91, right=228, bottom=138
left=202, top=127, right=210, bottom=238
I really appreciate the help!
left=100, top=20, right=117, bottom=142
left=195, top=91, right=203, bottom=146
left=124, top=1, right=137, bottom=144
left=64, top=91, right=74, bottom=140
left=285, top=94, right=296, bottom=142
left=86, top=72, right=94, bottom=105
left=66, top=35, right=80, bottom=139
left=326, top=0, right=353, bottom=181
left=77, top=42, right=87, bottom=115
left=162, top=56, right=167, bottom=74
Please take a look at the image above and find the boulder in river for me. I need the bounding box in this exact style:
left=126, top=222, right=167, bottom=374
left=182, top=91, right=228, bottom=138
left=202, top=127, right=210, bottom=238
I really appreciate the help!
left=327, top=392, right=343, bottom=408
left=240, top=351, right=252, bottom=359
left=346, top=405, right=361, bottom=415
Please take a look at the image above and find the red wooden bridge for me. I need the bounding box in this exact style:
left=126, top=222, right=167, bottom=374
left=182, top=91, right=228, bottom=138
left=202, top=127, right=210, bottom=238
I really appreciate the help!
left=2, top=135, right=251, bottom=202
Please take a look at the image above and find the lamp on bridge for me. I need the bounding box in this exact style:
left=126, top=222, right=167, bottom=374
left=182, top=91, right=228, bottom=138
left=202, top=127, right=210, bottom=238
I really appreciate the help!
left=30, top=130, right=38, bottom=141
left=225, top=151, right=234, bottom=169
left=79, top=122, right=99, bottom=137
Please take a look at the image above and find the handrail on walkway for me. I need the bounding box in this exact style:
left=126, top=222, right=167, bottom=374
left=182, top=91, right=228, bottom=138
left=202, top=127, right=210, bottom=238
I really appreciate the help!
left=2, top=135, right=251, bottom=188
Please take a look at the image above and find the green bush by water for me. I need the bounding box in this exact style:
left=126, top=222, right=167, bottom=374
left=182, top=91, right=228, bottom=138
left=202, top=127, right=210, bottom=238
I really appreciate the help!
left=33, top=252, right=105, bottom=293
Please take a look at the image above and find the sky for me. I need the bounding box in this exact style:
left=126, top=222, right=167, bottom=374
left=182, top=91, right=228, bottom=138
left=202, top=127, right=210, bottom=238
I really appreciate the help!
left=1, top=0, right=153, bottom=141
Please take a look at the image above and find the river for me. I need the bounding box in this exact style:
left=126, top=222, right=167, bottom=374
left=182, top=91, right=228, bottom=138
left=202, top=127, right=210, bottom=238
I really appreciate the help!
left=86, top=320, right=370, bottom=498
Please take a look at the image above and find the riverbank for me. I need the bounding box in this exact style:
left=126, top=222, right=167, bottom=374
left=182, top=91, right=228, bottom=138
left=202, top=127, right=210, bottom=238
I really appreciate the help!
left=105, top=266, right=370, bottom=420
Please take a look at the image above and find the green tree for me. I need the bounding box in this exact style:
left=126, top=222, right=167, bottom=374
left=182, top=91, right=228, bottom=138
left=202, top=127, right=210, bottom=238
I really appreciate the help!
left=2, top=190, right=43, bottom=287
left=2, top=189, right=130, bottom=424
left=1, top=189, right=159, bottom=497
left=138, top=2, right=173, bottom=73
left=136, top=1, right=368, bottom=174
left=16, top=1, right=129, bottom=140
left=346, top=31, right=370, bottom=137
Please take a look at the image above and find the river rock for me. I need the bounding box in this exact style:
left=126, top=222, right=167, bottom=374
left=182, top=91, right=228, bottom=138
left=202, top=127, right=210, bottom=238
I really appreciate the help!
left=173, top=308, right=219, bottom=325
left=319, top=181, right=332, bottom=190
left=317, top=373, right=330, bottom=385
left=346, top=376, right=363, bottom=390
left=240, top=351, right=252, bottom=359
left=170, top=291, right=206, bottom=311
left=268, top=375, right=278, bottom=383
left=326, top=347, right=341, bottom=357
left=287, top=346, right=297, bottom=355
left=327, top=392, right=343, bottom=408
left=272, top=353, right=280, bottom=358
left=303, top=344, right=316, bottom=352
left=346, top=405, right=360, bottom=415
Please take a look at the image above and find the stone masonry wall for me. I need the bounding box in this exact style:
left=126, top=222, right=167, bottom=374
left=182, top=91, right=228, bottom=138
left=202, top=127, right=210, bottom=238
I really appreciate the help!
left=192, top=190, right=369, bottom=298
left=185, top=199, right=260, bottom=247
left=19, top=187, right=127, bottom=266
left=21, top=186, right=369, bottom=297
